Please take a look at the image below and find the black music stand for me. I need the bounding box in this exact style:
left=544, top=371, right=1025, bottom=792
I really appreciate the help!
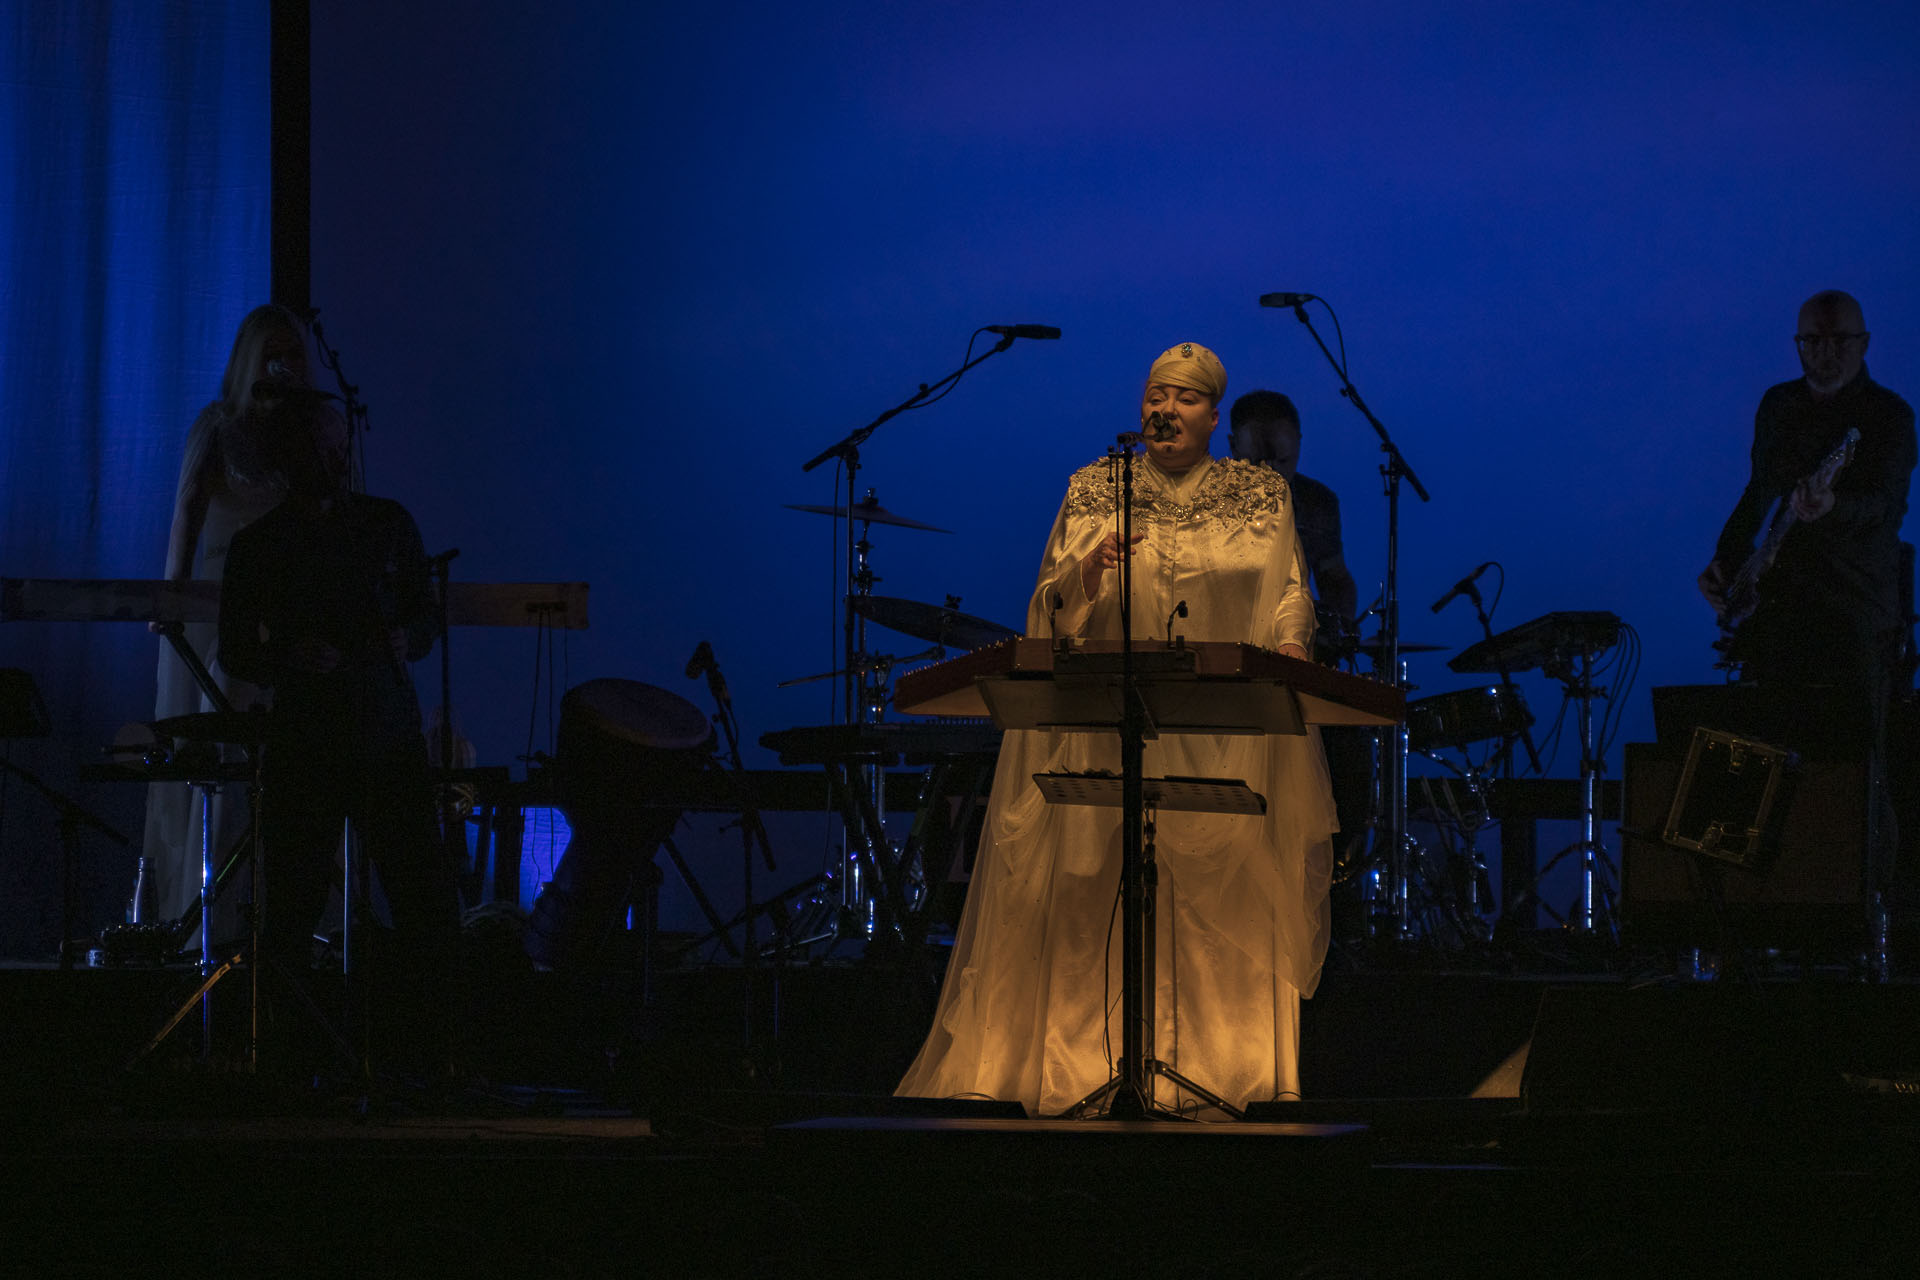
left=1041, top=773, right=1266, bottom=1118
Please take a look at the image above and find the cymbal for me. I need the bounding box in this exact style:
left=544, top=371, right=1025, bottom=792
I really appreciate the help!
left=150, top=709, right=269, bottom=744
left=784, top=499, right=951, bottom=533
left=1449, top=611, right=1621, bottom=675
left=854, top=595, right=1019, bottom=651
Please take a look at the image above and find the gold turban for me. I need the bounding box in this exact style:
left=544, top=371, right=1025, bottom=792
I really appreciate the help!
left=1146, top=341, right=1227, bottom=404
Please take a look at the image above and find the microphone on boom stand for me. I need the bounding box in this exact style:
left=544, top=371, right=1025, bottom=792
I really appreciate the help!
left=1430, top=562, right=1493, bottom=614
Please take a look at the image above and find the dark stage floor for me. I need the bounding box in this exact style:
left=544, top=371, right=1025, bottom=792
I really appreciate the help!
left=5, top=953, right=1920, bottom=1279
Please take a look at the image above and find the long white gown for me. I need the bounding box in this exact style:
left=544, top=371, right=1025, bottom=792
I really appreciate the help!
left=143, top=404, right=282, bottom=933
left=897, top=454, right=1339, bottom=1116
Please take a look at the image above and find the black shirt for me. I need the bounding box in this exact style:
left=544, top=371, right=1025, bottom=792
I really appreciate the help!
left=219, top=492, right=436, bottom=744
left=1713, top=364, right=1916, bottom=634
left=1292, top=470, right=1359, bottom=625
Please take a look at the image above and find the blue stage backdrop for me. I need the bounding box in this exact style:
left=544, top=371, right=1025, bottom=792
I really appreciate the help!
left=304, top=1, right=1920, bottom=936
left=4, top=1, right=1919, bottom=956
left=0, top=3, right=268, bottom=957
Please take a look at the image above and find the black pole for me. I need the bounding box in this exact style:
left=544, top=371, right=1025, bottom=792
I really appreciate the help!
left=269, top=0, right=311, bottom=312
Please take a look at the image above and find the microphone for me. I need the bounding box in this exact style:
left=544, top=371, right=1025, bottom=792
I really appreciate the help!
left=1143, top=410, right=1178, bottom=441
left=685, top=639, right=730, bottom=706
left=1430, top=562, right=1494, bottom=614
left=1165, top=599, right=1188, bottom=642
left=1258, top=292, right=1316, bottom=309
left=985, top=324, right=1062, bottom=340
left=1047, top=591, right=1065, bottom=640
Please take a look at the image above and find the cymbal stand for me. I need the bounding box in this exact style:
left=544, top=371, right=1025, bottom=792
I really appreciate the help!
left=1268, top=296, right=1431, bottom=939
left=799, top=329, right=1032, bottom=944
left=1405, top=750, right=1496, bottom=944
left=799, top=330, right=1027, bottom=728
left=1527, top=646, right=1619, bottom=938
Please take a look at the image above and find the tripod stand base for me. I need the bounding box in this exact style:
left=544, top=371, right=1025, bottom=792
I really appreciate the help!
left=1060, top=1059, right=1244, bottom=1121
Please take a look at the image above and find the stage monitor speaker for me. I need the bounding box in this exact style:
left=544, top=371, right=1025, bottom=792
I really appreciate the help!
left=1520, top=984, right=1920, bottom=1113
left=1621, top=742, right=1868, bottom=951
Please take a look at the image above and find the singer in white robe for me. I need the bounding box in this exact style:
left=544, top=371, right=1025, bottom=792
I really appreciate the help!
left=897, top=342, right=1338, bottom=1116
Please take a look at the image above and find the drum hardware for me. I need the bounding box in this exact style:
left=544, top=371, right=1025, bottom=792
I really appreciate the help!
left=756, top=720, right=1003, bottom=958
left=787, top=488, right=926, bottom=942
left=1432, top=562, right=1540, bottom=775
left=794, top=333, right=1040, bottom=960
left=775, top=646, right=941, bottom=690
left=1405, top=758, right=1497, bottom=945
left=1264, top=292, right=1433, bottom=942
left=1457, top=611, right=1631, bottom=939
left=1348, top=681, right=1535, bottom=946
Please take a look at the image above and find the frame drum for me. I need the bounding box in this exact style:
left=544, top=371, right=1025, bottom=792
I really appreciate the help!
left=525, top=679, right=715, bottom=970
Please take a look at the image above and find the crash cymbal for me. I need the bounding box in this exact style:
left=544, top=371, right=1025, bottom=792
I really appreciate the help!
left=784, top=498, right=951, bottom=533
left=854, top=595, right=1019, bottom=651
left=149, top=709, right=270, bottom=744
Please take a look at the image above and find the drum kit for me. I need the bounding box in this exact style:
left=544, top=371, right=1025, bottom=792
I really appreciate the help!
left=770, top=491, right=1012, bottom=952
left=762, top=484, right=1633, bottom=957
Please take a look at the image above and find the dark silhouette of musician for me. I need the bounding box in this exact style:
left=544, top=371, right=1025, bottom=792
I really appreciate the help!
left=1699, top=290, right=1915, bottom=689
left=1698, top=289, right=1916, bottom=913
left=1228, top=390, right=1360, bottom=636
left=218, top=410, right=458, bottom=1070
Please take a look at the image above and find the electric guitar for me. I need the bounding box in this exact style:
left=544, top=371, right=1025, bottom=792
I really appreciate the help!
left=1714, top=427, right=1861, bottom=655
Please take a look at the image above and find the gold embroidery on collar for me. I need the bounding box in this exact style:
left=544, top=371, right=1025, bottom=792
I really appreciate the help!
left=1062, top=457, right=1287, bottom=522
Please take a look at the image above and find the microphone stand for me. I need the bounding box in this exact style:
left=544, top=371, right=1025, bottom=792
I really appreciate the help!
left=695, top=649, right=783, bottom=1080
left=799, top=333, right=1023, bottom=729
left=1064, top=433, right=1236, bottom=1121
left=796, top=332, right=1029, bottom=954
left=307, top=307, right=370, bottom=493
left=1274, top=298, right=1430, bottom=940
left=1448, top=580, right=1542, bottom=778
left=427, top=549, right=464, bottom=891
